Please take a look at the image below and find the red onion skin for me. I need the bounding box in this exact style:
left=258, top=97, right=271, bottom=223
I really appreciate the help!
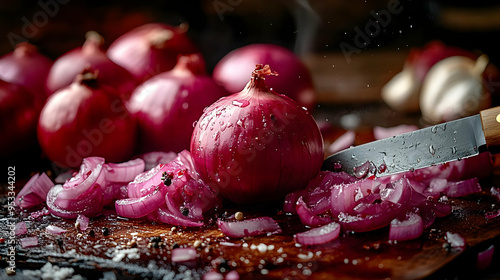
left=129, top=54, right=229, bottom=153
left=213, top=44, right=316, bottom=111
left=38, top=73, right=137, bottom=168
left=191, top=65, right=323, bottom=204
left=107, top=23, right=200, bottom=82
left=0, top=42, right=52, bottom=101
left=0, top=79, right=41, bottom=156
left=46, top=32, right=139, bottom=99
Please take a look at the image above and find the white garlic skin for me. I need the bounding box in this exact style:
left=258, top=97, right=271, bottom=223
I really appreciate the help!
left=381, top=65, right=421, bottom=113
left=419, top=55, right=491, bottom=124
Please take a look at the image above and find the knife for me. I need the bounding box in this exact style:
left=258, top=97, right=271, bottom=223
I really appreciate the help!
left=322, top=106, right=500, bottom=177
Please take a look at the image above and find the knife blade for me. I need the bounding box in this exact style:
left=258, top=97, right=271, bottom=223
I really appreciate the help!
left=322, top=106, right=500, bottom=177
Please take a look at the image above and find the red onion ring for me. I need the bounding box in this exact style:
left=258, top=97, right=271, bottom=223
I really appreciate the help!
left=294, top=222, right=341, bottom=246
left=389, top=212, right=424, bottom=242
left=105, top=158, right=145, bottom=183
left=59, top=157, right=105, bottom=200
left=217, top=217, right=282, bottom=238
left=115, top=184, right=167, bottom=218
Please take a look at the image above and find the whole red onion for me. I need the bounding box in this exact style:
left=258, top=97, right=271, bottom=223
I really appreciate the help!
left=128, top=54, right=229, bottom=153
left=190, top=65, right=324, bottom=204
left=38, top=70, right=137, bottom=168
left=107, top=23, right=200, bottom=82
left=0, top=79, right=41, bottom=156
left=46, top=31, right=139, bottom=99
left=0, top=42, right=52, bottom=102
left=212, top=44, right=316, bottom=111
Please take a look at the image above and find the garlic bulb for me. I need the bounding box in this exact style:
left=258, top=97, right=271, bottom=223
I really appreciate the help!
left=420, top=55, right=491, bottom=124
left=381, top=65, right=421, bottom=113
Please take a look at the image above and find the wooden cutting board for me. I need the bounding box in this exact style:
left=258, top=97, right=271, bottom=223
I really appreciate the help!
left=1, top=177, right=499, bottom=280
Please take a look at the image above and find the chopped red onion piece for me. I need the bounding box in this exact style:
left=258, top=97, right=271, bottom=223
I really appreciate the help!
left=127, top=163, right=168, bottom=198
left=47, top=184, right=102, bottom=219
left=476, top=244, right=494, bottom=270
left=389, top=212, right=424, bottom=242
left=203, top=271, right=224, bottom=280
left=217, top=217, right=282, bottom=238
left=60, top=157, right=105, bottom=200
left=444, top=177, right=481, bottom=197
left=154, top=207, right=203, bottom=227
left=115, top=184, right=167, bottom=218
left=29, top=208, right=50, bottom=219
left=327, top=130, right=355, bottom=154
left=138, top=151, right=177, bottom=171
left=445, top=231, right=466, bottom=250
left=15, top=221, right=27, bottom=235
left=337, top=202, right=403, bottom=232
left=485, top=209, right=500, bottom=219
left=225, top=270, right=240, bottom=280
left=171, top=248, right=197, bottom=263
left=296, top=197, right=332, bottom=227
left=20, top=236, right=38, bottom=248
left=294, top=222, right=341, bottom=246
left=76, top=214, right=89, bottom=230
left=15, top=172, right=54, bottom=209
left=105, top=158, right=145, bottom=183
left=490, top=187, right=500, bottom=201
left=46, top=225, right=67, bottom=235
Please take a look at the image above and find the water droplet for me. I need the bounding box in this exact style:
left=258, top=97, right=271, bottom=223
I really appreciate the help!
left=232, top=100, right=250, bottom=107
left=451, top=147, right=457, bottom=154
left=192, top=121, right=198, bottom=128
left=429, top=145, right=436, bottom=155
left=236, top=119, right=243, bottom=127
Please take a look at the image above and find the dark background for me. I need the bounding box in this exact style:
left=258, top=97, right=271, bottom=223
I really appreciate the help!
left=1, top=0, right=500, bottom=71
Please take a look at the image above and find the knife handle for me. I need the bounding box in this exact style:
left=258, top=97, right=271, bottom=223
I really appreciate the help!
left=480, top=106, right=500, bottom=152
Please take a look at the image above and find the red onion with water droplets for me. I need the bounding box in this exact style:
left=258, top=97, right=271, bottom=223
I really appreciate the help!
left=129, top=54, right=229, bottom=153
left=46, top=31, right=139, bottom=99
left=0, top=42, right=52, bottom=101
left=38, top=71, right=137, bottom=168
left=107, top=23, right=200, bottom=82
left=0, top=79, right=41, bottom=156
left=191, top=64, right=323, bottom=204
left=213, top=44, right=316, bottom=111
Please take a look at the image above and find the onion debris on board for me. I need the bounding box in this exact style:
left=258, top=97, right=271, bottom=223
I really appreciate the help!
left=191, top=64, right=324, bottom=204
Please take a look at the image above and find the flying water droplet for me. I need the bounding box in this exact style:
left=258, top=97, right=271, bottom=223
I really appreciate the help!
left=429, top=145, right=436, bottom=155
left=451, top=147, right=457, bottom=154
left=232, top=100, right=250, bottom=107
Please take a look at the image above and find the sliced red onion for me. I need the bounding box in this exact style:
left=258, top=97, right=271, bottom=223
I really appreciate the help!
left=203, top=271, right=224, bottom=280
left=127, top=163, right=168, bottom=198
left=115, top=184, right=167, bottom=218
left=105, top=158, right=145, bottom=183
left=46, top=225, right=67, bottom=235
left=337, top=202, right=404, bottom=232
left=20, top=236, right=38, bottom=248
left=217, top=217, right=282, bottom=238
left=485, top=209, right=500, bottom=219
left=445, top=231, right=466, bottom=250
left=294, top=222, right=341, bottom=246
left=15, top=221, right=27, bottom=235
left=29, top=208, right=50, bottom=219
left=476, top=244, right=494, bottom=270
left=327, top=130, right=355, bottom=154
left=295, top=197, right=332, bottom=227
left=154, top=207, right=203, bottom=227
left=389, top=212, right=424, bottom=242
left=171, top=248, right=198, bottom=263
left=47, top=184, right=102, bottom=219
left=54, top=169, right=76, bottom=184
left=225, top=270, right=240, bottom=280
left=76, top=214, right=89, bottom=230
left=15, top=172, right=54, bottom=209
left=59, top=157, right=105, bottom=200
left=139, top=151, right=177, bottom=171
left=444, top=177, right=482, bottom=198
